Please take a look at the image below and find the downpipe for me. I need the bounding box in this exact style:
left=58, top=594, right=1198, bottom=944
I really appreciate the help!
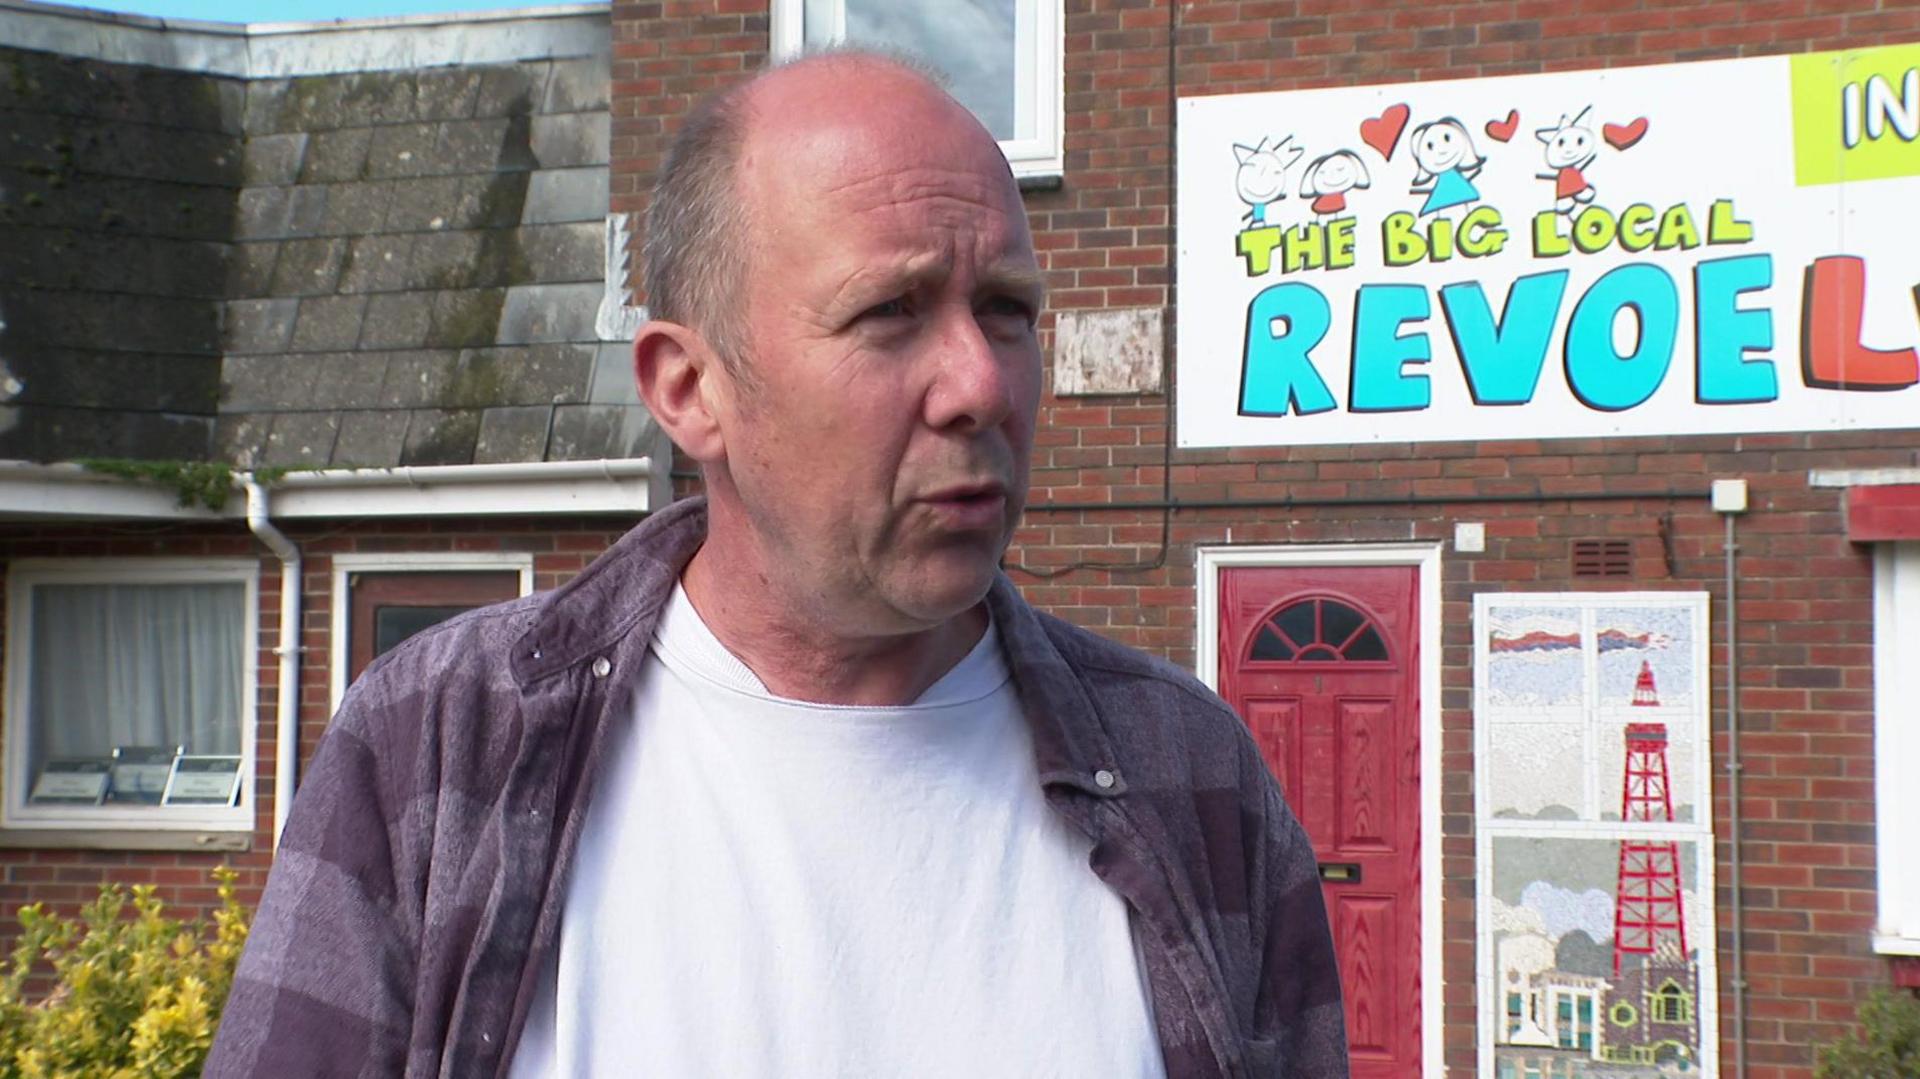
left=243, top=479, right=302, bottom=849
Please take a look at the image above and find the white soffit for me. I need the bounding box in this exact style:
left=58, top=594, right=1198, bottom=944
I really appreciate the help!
left=0, top=459, right=664, bottom=521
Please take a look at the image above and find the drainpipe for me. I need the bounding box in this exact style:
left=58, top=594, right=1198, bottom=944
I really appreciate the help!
left=1713, top=479, right=1749, bottom=1079
left=243, top=477, right=302, bottom=850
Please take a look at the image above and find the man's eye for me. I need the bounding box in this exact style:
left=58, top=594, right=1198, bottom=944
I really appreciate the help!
left=862, top=298, right=909, bottom=320
left=980, top=296, right=1036, bottom=325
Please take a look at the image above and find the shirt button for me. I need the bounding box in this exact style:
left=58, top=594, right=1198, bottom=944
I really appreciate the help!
left=1094, top=769, right=1116, bottom=789
left=592, top=656, right=612, bottom=678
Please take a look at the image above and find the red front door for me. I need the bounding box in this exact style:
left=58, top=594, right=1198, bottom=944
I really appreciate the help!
left=1218, top=565, right=1421, bottom=1078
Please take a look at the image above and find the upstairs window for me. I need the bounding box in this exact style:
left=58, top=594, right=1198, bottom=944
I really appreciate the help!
left=770, top=0, right=1063, bottom=179
left=4, top=561, right=256, bottom=833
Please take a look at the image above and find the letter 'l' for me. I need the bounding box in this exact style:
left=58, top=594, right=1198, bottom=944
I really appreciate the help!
left=1801, top=255, right=1918, bottom=390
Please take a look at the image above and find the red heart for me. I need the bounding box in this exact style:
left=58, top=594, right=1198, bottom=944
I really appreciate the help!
left=1604, top=117, right=1649, bottom=150
left=1360, top=103, right=1410, bottom=160
left=1485, top=109, right=1519, bottom=142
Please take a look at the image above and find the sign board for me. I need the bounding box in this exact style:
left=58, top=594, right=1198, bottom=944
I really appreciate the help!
left=109, top=745, right=181, bottom=805
left=29, top=759, right=111, bottom=805
left=1176, top=43, right=1920, bottom=447
left=161, top=755, right=242, bottom=807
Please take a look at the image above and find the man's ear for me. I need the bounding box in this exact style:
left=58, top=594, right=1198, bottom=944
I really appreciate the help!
left=633, top=320, right=729, bottom=464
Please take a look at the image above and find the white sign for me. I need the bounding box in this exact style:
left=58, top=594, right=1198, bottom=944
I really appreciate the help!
left=1176, top=44, right=1920, bottom=447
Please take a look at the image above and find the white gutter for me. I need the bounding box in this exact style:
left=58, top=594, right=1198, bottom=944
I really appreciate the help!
left=243, top=478, right=302, bottom=850
left=0, top=456, right=669, bottom=521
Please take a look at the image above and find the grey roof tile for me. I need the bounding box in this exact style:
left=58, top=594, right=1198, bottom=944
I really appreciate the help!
left=365, top=122, right=439, bottom=179
left=222, top=354, right=319, bottom=411
left=262, top=410, right=341, bottom=466
left=384, top=175, right=468, bottom=230
left=475, top=62, right=550, bottom=118
left=408, top=231, right=485, bottom=290
left=299, top=127, right=373, bottom=183
left=241, top=185, right=328, bottom=240
left=360, top=293, right=432, bottom=349
left=425, top=288, right=505, bottom=349
left=521, top=166, right=607, bottom=225
left=414, top=69, right=484, bottom=122
left=243, top=133, right=308, bottom=185
left=473, top=405, right=549, bottom=463
left=335, top=72, right=417, bottom=127
left=269, top=237, right=348, bottom=296
left=244, top=79, right=291, bottom=134
left=277, top=76, right=350, bottom=132
left=223, top=298, right=299, bottom=354
left=289, top=293, right=368, bottom=352
left=548, top=403, right=656, bottom=461
left=498, top=283, right=602, bottom=344
left=226, top=241, right=280, bottom=299
left=436, top=118, right=529, bottom=174
left=545, top=55, right=610, bottom=113
left=400, top=408, right=480, bottom=465
left=588, top=342, right=638, bottom=405
left=518, top=222, right=602, bottom=283
left=212, top=412, right=271, bottom=468
left=306, top=352, right=392, bottom=410
left=461, top=342, right=591, bottom=405
left=461, top=171, right=531, bottom=229
left=530, top=113, right=609, bottom=169
left=338, top=233, right=415, bottom=293
left=379, top=349, right=462, bottom=408
left=319, top=180, right=391, bottom=236
left=331, top=409, right=407, bottom=468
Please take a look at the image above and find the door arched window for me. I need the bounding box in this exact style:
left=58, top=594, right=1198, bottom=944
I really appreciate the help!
left=1248, top=596, right=1389, bottom=662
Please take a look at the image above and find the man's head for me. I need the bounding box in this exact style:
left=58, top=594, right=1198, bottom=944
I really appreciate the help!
left=633, top=53, right=1045, bottom=642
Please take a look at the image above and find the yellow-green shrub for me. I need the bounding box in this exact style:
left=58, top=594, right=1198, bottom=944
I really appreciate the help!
left=0, top=867, right=249, bottom=1079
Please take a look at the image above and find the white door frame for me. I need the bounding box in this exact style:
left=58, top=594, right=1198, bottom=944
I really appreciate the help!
left=1196, top=542, right=1444, bottom=1079
left=328, top=552, right=535, bottom=714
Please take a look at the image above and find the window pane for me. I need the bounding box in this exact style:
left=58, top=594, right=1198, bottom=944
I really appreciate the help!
left=819, top=0, right=1018, bottom=141
left=1273, top=599, right=1316, bottom=648
left=1322, top=599, right=1365, bottom=647
left=374, top=605, right=475, bottom=658
left=27, top=582, right=244, bottom=781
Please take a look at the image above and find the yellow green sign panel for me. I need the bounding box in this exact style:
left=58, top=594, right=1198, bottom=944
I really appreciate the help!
left=1792, top=42, right=1920, bottom=185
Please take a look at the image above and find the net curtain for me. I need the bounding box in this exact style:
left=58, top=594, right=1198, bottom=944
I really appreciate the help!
left=26, top=581, right=245, bottom=773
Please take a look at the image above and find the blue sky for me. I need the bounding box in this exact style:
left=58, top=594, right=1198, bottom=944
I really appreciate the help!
left=39, top=0, right=549, bottom=23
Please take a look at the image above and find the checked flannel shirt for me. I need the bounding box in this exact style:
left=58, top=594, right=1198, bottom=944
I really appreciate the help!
left=206, top=496, right=1349, bottom=1078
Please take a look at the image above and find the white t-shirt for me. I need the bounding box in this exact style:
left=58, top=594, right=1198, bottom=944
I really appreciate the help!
left=509, top=585, right=1164, bottom=1078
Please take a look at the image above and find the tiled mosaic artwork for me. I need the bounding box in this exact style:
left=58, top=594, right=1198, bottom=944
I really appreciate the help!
left=1475, top=594, right=1716, bottom=1079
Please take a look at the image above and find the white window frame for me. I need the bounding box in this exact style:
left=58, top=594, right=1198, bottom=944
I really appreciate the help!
left=329, top=553, right=535, bottom=715
left=1872, top=542, right=1920, bottom=955
left=768, top=0, right=1064, bottom=179
left=3, top=558, right=259, bottom=834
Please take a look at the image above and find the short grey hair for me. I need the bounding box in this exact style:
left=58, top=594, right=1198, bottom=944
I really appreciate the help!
left=641, top=48, right=952, bottom=385
left=642, top=80, right=753, bottom=380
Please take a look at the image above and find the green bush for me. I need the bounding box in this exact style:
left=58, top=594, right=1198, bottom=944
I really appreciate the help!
left=0, top=867, right=249, bottom=1079
left=1815, top=986, right=1920, bottom=1079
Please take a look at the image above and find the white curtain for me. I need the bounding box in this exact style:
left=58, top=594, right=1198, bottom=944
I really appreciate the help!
left=28, top=582, right=244, bottom=773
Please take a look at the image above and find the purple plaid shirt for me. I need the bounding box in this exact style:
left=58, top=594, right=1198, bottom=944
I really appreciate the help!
left=206, top=497, right=1348, bottom=1078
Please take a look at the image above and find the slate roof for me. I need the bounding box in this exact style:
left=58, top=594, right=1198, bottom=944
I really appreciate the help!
left=0, top=1, right=652, bottom=469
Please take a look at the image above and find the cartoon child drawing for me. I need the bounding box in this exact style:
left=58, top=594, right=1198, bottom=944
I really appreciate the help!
left=1232, top=136, right=1303, bottom=227
left=1407, top=117, right=1485, bottom=217
left=1536, top=107, right=1599, bottom=214
left=1299, top=149, right=1371, bottom=216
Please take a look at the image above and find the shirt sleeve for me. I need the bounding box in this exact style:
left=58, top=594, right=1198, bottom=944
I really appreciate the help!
left=1250, top=762, right=1351, bottom=1079
left=204, top=714, right=417, bottom=1078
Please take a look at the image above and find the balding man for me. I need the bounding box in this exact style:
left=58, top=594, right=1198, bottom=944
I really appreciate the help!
left=207, top=53, right=1348, bottom=1079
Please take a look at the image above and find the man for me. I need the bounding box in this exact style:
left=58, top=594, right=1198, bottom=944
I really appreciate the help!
left=207, top=52, right=1347, bottom=1078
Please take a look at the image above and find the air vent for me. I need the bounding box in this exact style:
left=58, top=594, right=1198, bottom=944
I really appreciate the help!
left=1572, top=538, right=1633, bottom=578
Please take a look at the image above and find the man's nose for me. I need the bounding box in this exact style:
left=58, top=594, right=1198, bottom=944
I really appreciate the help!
left=923, top=306, right=1017, bottom=434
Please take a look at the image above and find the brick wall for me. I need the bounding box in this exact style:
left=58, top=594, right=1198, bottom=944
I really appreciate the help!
left=608, top=1, right=1920, bottom=1075
left=0, top=514, right=639, bottom=932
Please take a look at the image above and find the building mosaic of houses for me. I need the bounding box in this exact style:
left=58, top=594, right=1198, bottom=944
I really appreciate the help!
left=3, top=1, right=1920, bottom=1076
